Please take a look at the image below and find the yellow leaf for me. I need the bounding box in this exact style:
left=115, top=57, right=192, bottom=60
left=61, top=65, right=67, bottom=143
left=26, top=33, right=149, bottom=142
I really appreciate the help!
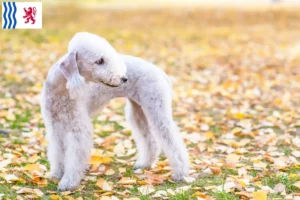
left=89, top=156, right=103, bottom=164
left=253, top=161, right=267, bottom=168
left=89, top=156, right=112, bottom=164
left=16, top=188, right=44, bottom=197
left=24, top=164, right=43, bottom=173
left=119, top=168, right=126, bottom=173
left=233, top=113, right=245, bottom=119
left=289, top=174, right=300, bottom=179
left=50, top=195, right=63, bottom=200
left=96, top=178, right=112, bottom=191
left=118, top=177, right=136, bottom=184
left=293, top=181, right=300, bottom=189
left=28, top=155, right=40, bottom=163
left=193, top=191, right=207, bottom=198
left=6, top=112, right=16, bottom=121
left=61, top=191, right=73, bottom=196
left=205, top=131, right=215, bottom=140
left=253, top=191, right=267, bottom=200
left=226, top=154, right=241, bottom=164
left=105, top=169, right=115, bottom=175
left=231, top=127, right=242, bottom=135
left=237, top=179, right=250, bottom=187
left=32, top=174, right=48, bottom=187
left=254, top=181, right=262, bottom=186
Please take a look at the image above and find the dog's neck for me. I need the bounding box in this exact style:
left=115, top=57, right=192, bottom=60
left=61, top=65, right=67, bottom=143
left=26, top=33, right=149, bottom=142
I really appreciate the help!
left=45, top=64, right=69, bottom=96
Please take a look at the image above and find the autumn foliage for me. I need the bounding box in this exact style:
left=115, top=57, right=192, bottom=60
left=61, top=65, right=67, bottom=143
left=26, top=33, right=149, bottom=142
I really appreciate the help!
left=0, top=3, right=299, bottom=200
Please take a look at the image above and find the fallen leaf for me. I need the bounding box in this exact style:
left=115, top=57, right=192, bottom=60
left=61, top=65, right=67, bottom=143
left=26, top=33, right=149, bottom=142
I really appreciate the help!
left=16, top=188, right=44, bottom=197
left=253, top=191, right=267, bottom=200
left=226, top=154, right=241, bottom=164
left=292, top=151, right=300, bottom=158
left=175, top=185, right=191, bottom=193
left=152, top=190, right=168, bottom=198
left=89, top=156, right=112, bottom=164
left=209, top=167, right=222, bottom=175
left=117, top=177, right=136, bottom=184
left=105, top=169, right=115, bottom=176
left=4, top=174, right=19, bottom=182
left=96, top=178, right=112, bottom=191
left=273, top=183, right=286, bottom=194
left=50, top=195, right=63, bottom=200
left=138, top=186, right=155, bottom=195
left=293, top=181, right=300, bottom=189
left=114, top=143, right=125, bottom=156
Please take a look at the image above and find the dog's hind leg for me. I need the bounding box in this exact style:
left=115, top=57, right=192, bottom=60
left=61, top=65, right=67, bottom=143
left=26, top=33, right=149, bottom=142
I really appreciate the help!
left=58, top=115, right=93, bottom=191
left=125, top=99, right=160, bottom=169
left=47, top=123, right=65, bottom=180
left=141, top=99, right=189, bottom=181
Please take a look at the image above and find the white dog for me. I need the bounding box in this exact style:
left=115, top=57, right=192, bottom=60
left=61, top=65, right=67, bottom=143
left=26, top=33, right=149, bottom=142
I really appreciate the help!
left=41, top=32, right=189, bottom=191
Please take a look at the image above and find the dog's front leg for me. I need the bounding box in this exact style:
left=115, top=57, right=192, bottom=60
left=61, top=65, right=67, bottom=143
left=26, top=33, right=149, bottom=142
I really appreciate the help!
left=47, top=128, right=64, bottom=181
left=58, top=119, right=93, bottom=191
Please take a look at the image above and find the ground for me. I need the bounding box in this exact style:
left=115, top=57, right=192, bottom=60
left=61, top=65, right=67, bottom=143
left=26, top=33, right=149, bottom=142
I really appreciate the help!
left=0, top=3, right=300, bottom=200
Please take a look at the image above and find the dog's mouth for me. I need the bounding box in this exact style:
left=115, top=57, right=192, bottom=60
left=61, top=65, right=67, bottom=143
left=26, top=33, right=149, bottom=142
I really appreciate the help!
left=99, top=80, right=119, bottom=87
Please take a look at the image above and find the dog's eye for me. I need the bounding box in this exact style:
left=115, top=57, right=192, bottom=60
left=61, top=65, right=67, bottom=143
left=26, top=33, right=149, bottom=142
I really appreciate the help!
left=95, top=58, right=105, bottom=65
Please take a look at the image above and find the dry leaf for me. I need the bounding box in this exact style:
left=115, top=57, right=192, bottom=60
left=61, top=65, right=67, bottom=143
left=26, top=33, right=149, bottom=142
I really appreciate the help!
left=226, top=154, right=241, bottom=164
left=253, top=191, right=267, bottom=200
left=273, top=183, right=286, bottom=194
left=105, top=169, right=115, bottom=176
left=209, top=167, right=222, bottom=175
left=96, top=178, right=112, bottom=191
left=16, top=188, right=43, bottom=197
left=118, top=177, right=136, bottom=184
left=50, top=195, right=63, bottom=200
left=114, top=143, right=125, bottom=156
left=138, top=186, right=155, bottom=195
left=293, top=181, right=300, bottom=189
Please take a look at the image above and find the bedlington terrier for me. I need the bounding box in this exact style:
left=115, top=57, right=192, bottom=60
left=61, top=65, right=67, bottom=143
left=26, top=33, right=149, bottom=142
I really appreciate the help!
left=41, top=32, right=189, bottom=191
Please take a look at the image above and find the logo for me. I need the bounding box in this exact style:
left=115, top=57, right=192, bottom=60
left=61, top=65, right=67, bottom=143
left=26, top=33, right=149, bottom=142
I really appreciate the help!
left=2, top=2, right=42, bottom=29
left=23, top=7, right=36, bottom=24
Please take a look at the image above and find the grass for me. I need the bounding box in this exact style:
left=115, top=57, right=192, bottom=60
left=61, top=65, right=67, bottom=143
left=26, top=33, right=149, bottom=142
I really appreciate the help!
left=169, top=191, right=192, bottom=200
left=212, top=191, right=240, bottom=200
left=278, top=146, right=292, bottom=156
left=0, top=2, right=300, bottom=200
left=261, top=174, right=300, bottom=194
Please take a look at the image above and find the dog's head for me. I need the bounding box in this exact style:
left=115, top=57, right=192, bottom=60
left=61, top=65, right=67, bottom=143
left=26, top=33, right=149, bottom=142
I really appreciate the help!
left=58, top=32, right=127, bottom=98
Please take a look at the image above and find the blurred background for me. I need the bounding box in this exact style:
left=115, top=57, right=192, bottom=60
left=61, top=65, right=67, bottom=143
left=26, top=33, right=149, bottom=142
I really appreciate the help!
left=0, top=0, right=299, bottom=199
left=1, top=0, right=299, bottom=128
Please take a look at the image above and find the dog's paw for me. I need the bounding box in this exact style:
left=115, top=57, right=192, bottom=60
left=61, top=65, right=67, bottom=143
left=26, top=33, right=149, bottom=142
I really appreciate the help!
left=171, top=171, right=189, bottom=182
left=133, top=161, right=151, bottom=170
left=49, top=171, right=63, bottom=181
left=172, top=175, right=185, bottom=182
left=57, top=178, right=79, bottom=192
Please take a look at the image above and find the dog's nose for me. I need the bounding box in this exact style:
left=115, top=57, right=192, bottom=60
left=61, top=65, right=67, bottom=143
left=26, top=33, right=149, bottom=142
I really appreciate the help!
left=121, top=76, right=128, bottom=83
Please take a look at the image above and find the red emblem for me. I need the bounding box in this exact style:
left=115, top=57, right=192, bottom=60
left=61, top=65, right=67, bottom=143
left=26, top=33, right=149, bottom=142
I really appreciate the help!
left=23, top=7, right=36, bottom=24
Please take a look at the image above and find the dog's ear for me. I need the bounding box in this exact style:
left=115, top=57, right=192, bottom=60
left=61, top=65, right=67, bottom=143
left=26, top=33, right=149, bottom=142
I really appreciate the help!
left=59, top=51, right=85, bottom=99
